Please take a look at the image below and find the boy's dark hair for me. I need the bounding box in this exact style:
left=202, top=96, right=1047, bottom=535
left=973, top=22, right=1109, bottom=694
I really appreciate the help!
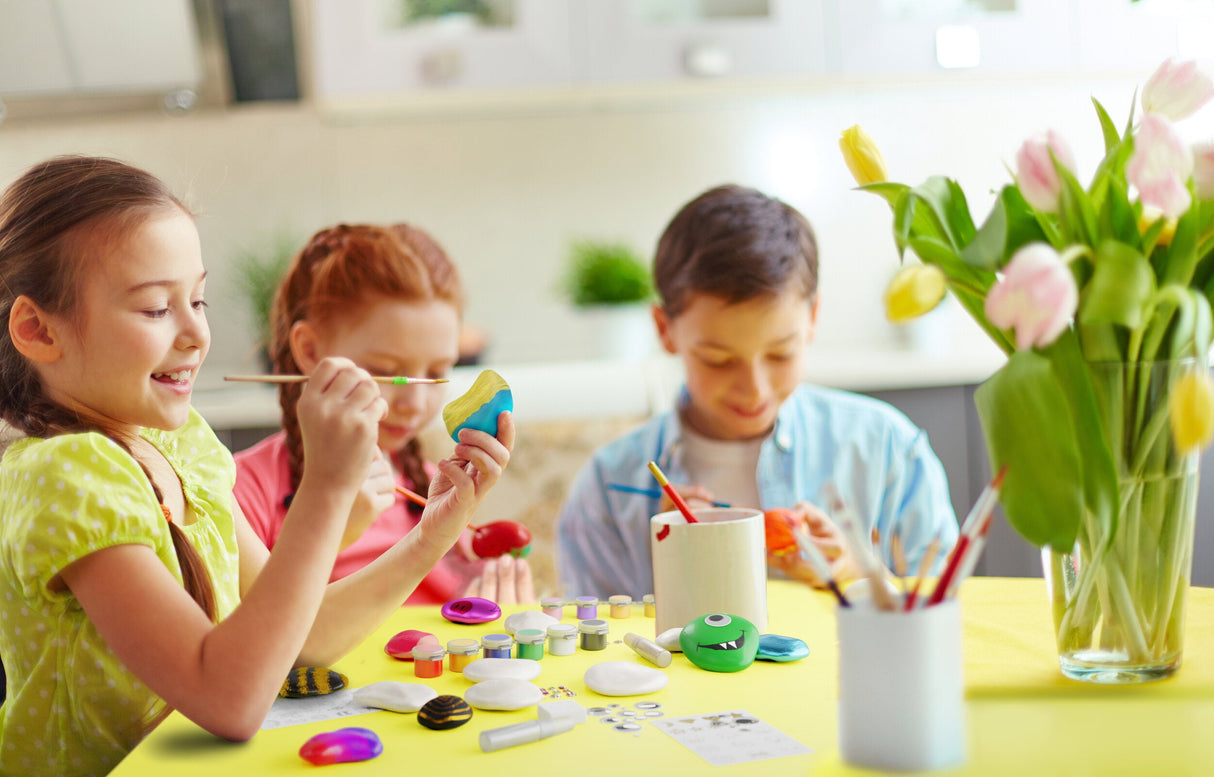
left=653, top=184, right=818, bottom=318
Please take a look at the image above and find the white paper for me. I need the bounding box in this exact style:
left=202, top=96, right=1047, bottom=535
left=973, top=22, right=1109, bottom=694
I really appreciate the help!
left=260, top=688, right=379, bottom=730
left=651, top=709, right=811, bottom=767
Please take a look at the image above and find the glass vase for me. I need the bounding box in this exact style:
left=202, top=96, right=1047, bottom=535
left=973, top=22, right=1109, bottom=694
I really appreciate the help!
left=1041, top=358, right=1201, bottom=683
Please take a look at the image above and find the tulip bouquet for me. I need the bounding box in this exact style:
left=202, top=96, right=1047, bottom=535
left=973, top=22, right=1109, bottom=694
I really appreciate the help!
left=842, top=58, right=1214, bottom=681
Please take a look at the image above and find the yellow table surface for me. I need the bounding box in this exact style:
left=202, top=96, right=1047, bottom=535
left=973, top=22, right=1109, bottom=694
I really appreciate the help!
left=113, top=578, right=1214, bottom=776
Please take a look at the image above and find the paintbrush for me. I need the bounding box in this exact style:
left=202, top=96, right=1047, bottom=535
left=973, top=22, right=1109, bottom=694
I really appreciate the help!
left=927, top=465, right=1007, bottom=607
left=902, top=535, right=942, bottom=611
left=607, top=483, right=731, bottom=508
left=225, top=374, right=449, bottom=385
left=826, top=484, right=897, bottom=611
left=395, top=485, right=428, bottom=508
left=646, top=461, right=700, bottom=525
left=791, top=526, right=851, bottom=608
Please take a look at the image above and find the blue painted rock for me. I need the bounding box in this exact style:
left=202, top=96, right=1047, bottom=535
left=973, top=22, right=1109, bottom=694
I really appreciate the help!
left=299, top=727, right=383, bottom=765
left=679, top=613, right=759, bottom=673
left=443, top=369, right=512, bottom=441
left=280, top=666, right=348, bottom=698
left=384, top=629, right=436, bottom=660
left=756, top=634, right=810, bottom=662
left=417, top=695, right=473, bottom=730
left=441, top=596, right=501, bottom=624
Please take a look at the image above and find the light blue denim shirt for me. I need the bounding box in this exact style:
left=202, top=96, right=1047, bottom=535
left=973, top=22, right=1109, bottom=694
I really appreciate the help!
left=556, top=383, right=959, bottom=600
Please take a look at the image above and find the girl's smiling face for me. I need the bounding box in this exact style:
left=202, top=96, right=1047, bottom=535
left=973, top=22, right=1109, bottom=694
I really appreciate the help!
left=40, top=208, right=209, bottom=438
left=292, top=296, right=460, bottom=452
left=656, top=288, right=817, bottom=441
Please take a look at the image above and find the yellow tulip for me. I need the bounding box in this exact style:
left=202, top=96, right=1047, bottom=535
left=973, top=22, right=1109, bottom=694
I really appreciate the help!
left=1168, top=370, right=1214, bottom=452
left=839, top=125, right=889, bottom=186
left=1138, top=206, right=1178, bottom=246
left=885, top=264, right=947, bottom=323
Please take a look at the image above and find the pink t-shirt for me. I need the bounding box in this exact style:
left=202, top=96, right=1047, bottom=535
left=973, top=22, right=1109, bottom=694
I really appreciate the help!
left=233, top=431, right=478, bottom=604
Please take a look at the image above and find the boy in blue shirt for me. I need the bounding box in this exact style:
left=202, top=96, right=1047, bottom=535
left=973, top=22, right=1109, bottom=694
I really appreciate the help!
left=556, top=184, right=958, bottom=600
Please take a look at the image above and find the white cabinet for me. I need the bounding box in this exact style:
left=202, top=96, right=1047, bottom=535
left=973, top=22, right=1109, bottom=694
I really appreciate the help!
left=580, top=0, right=829, bottom=83
left=0, top=0, right=200, bottom=96
left=833, top=0, right=1078, bottom=76
left=1073, top=0, right=1209, bottom=74
left=310, top=0, right=576, bottom=97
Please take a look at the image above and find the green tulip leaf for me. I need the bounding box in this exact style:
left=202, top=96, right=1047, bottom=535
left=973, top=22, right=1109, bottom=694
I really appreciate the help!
left=1092, top=97, right=1121, bottom=154
left=961, top=185, right=1047, bottom=270
left=857, top=181, right=908, bottom=209
left=1057, top=164, right=1100, bottom=248
left=1161, top=192, right=1203, bottom=287
left=974, top=350, right=1087, bottom=550
left=1079, top=240, right=1155, bottom=328
left=1098, top=177, right=1140, bottom=247
left=904, top=176, right=976, bottom=251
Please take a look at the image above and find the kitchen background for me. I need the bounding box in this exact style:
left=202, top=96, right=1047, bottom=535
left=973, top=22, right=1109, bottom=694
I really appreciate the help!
left=2, top=0, right=1213, bottom=593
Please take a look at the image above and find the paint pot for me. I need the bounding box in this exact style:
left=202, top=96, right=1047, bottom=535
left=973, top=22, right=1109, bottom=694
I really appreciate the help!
left=541, top=597, right=565, bottom=619
left=608, top=595, right=632, bottom=619
left=515, top=628, right=546, bottom=660
left=578, top=619, right=609, bottom=651
left=481, top=633, right=513, bottom=659
left=650, top=507, right=768, bottom=633
left=547, top=623, right=577, bottom=656
left=574, top=596, right=599, bottom=620
left=446, top=638, right=480, bottom=673
left=642, top=594, right=656, bottom=618
left=412, top=644, right=445, bottom=679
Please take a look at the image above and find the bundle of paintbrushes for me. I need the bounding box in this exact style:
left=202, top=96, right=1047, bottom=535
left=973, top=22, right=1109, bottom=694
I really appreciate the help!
left=824, top=467, right=1006, bottom=612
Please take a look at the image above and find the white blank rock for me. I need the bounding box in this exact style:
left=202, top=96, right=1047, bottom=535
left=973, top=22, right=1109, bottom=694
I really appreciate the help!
left=503, top=610, right=559, bottom=635
left=352, top=681, right=438, bottom=713
left=583, top=661, right=668, bottom=697
left=464, top=678, right=543, bottom=710
left=462, top=657, right=542, bottom=683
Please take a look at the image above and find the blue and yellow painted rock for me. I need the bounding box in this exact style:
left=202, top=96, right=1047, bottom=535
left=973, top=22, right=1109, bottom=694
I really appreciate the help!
left=280, top=666, right=349, bottom=698
left=443, top=370, right=512, bottom=442
left=417, top=694, right=473, bottom=730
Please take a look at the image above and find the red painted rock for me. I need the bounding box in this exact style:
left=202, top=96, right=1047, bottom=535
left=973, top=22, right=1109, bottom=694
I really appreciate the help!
left=385, top=629, right=436, bottom=660
left=471, top=520, right=532, bottom=559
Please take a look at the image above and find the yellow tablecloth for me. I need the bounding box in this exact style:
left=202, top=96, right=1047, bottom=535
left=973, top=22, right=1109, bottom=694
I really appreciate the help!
left=113, top=578, right=1214, bottom=775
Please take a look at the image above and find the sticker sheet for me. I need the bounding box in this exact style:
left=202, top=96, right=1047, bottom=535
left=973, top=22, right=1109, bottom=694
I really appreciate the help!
left=260, top=689, right=378, bottom=730
left=651, top=709, right=812, bottom=767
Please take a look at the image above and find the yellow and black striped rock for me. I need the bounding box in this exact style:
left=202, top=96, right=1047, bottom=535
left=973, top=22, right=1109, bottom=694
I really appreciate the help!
left=279, top=666, right=349, bottom=698
left=417, top=695, right=473, bottom=730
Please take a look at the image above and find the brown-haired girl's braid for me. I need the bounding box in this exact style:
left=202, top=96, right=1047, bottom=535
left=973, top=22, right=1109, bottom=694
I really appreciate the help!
left=270, top=223, right=464, bottom=499
left=0, top=155, right=217, bottom=620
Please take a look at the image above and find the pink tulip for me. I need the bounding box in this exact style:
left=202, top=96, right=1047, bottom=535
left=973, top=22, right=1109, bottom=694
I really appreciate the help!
left=1128, top=114, right=1194, bottom=219
left=1015, top=130, right=1076, bottom=213
left=1142, top=58, right=1214, bottom=121
left=1195, top=141, right=1214, bottom=201
left=985, top=243, right=1078, bottom=351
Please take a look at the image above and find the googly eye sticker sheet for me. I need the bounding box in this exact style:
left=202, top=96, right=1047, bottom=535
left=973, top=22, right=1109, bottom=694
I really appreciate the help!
left=260, top=690, right=377, bottom=730
left=651, top=710, right=811, bottom=767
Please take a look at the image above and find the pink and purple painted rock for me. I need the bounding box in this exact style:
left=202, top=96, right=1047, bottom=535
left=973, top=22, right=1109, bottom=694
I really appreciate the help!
left=384, top=629, right=436, bottom=661
left=471, top=521, right=533, bottom=559
left=441, top=596, right=501, bottom=624
left=299, top=727, right=383, bottom=765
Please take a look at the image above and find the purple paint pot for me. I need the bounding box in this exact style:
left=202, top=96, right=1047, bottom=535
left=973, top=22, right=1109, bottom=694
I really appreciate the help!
left=441, top=596, right=502, bottom=625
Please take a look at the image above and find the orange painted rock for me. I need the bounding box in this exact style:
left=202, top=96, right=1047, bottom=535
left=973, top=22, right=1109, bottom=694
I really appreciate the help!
left=764, top=508, right=798, bottom=555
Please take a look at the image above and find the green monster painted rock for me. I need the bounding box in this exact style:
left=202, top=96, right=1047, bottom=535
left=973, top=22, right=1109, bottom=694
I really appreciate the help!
left=678, top=613, right=759, bottom=673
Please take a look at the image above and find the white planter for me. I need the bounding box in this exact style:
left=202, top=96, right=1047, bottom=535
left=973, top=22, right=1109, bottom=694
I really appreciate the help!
left=575, top=303, right=656, bottom=362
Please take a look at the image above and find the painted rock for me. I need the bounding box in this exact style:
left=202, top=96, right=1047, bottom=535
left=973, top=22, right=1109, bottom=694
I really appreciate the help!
left=763, top=508, right=799, bottom=555
left=756, top=634, right=810, bottom=663
left=384, top=629, right=436, bottom=660
left=417, top=695, right=473, bottom=731
left=464, top=678, right=543, bottom=710
left=280, top=666, right=348, bottom=698
left=353, top=681, right=438, bottom=713
left=583, top=661, right=668, bottom=697
left=679, top=613, right=759, bottom=673
left=443, top=369, right=512, bottom=442
left=299, top=727, right=382, bottom=765
left=462, top=657, right=542, bottom=683
left=472, top=520, right=533, bottom=559
left=441, top=596, right=502, bottom=624
left=502, top=610, right=558, bottom=636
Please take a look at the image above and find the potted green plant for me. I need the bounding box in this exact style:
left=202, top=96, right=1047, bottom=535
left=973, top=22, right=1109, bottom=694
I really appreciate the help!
left=562, top=238, right=655, bottom=361
left=232, top=232, right=297, bottom=371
